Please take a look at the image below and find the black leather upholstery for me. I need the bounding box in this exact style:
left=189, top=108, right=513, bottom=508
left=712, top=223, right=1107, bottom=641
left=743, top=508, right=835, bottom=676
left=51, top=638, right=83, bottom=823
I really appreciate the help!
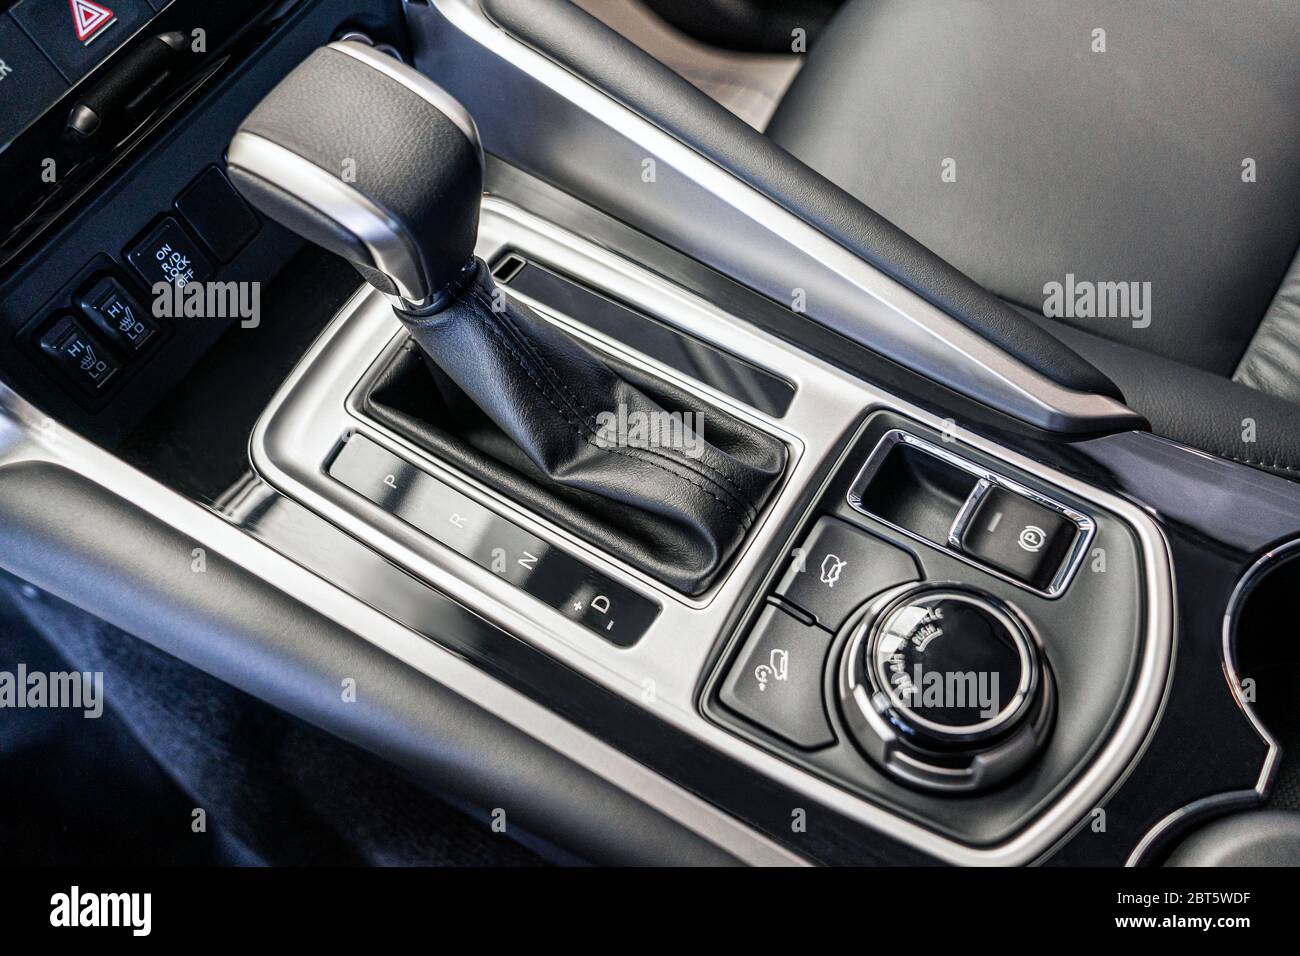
left=1236, top=254, right=1300, bottom=405
left=769, top=0, right=1300, bottom=374
left=481, top=0, right=1125, bottom=402
left=368, top=261, right=788, bottom=595
left=641, top=0, right=841, bottom=54
left=768, top=0, right=1300, bottom=473
left=1036, top=314, right=1300, bottom=479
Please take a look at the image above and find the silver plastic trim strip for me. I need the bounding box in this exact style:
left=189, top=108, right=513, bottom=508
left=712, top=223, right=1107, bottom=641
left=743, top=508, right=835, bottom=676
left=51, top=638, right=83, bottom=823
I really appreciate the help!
left=948, top=478, right=993, bottom=549
left=847, top=430, right=1096, bottom=598
left=226, top=130, right=432, bottom=308
left=0, top=375, right=801, bottom=868
left=416, top=0, right=1142, bottom=435
left=1124, top=792, right=1262, bottom=868
left=1222, top=541, right=1291, bottom=795
left=249, top=198, right=1176, bottom=865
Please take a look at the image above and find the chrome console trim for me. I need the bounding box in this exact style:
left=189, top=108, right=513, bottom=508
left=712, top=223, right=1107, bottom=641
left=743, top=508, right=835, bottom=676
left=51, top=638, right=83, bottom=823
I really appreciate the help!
left=1222, top=542, right=1289, bottom=796
left=847, top=429, right=1096, bottom=598
left=227, top=130, right=434, bottom=309
left=0, top=351, right=800, bottom=870
left=248, top=198, right=1176, bottom=865
left=410, top=0, right=1142, bottom=435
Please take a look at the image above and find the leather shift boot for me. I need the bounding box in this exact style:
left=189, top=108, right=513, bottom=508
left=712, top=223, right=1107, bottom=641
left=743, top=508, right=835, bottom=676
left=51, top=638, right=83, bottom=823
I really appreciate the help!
left=365, top=260, right=787, bottom=594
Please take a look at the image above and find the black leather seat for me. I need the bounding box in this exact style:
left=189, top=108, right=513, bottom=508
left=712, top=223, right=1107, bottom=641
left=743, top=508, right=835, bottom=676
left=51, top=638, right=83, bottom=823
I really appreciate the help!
left=768, top=0, right=1300, bottom=477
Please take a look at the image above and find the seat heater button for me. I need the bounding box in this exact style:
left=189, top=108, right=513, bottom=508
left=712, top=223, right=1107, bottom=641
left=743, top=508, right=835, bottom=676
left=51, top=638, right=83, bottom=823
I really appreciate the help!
left=77, top=275, right=158, bottom=353
left=37, top=314, right=119, bottom=394
left=959, top=487, right=1077, bottom=590
left=720, top=606, right=834, bottom=749
left=774, top=516, right=920, bottom=631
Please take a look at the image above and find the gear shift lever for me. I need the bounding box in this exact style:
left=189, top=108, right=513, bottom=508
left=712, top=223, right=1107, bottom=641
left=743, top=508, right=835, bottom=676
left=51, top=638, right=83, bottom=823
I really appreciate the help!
left=227, top=42, right=785, bottom=594
left=227, top=41, right=482, bottom=315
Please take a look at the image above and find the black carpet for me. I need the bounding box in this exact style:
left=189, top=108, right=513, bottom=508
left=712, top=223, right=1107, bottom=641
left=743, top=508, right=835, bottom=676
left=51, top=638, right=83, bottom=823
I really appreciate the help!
left=0, top=571, right=546, bottom=866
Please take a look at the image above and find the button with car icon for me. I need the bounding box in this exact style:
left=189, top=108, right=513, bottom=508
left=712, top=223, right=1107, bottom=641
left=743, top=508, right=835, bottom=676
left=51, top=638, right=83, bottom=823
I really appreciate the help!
left=774, top=516, right=920, bottom=631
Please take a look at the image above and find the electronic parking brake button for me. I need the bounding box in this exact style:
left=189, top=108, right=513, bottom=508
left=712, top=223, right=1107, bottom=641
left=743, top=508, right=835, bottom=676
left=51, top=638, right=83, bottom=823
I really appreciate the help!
left=720, top=606, right=834, bottom=749
left=774, top=516, right=920, bottom=631
left=958, top=487, right=1077, bottom=591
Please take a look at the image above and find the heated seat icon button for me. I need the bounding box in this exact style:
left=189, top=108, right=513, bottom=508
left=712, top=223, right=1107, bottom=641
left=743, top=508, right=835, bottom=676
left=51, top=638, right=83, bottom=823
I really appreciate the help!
left=774, top=516, right=920, bottom=631
left=77, top=274, right=159, bottom=354
left=37, top=313, right=119, bottom=395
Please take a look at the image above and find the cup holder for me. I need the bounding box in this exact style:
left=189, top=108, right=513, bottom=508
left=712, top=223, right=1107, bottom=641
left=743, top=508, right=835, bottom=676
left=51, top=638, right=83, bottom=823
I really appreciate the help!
left=1231, top=541, right=1300, bottom=803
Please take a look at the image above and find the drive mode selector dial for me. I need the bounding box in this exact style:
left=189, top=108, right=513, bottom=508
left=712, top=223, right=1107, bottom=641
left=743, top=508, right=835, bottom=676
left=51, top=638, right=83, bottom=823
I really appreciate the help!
left=838, top=586, right=1054, bottom=792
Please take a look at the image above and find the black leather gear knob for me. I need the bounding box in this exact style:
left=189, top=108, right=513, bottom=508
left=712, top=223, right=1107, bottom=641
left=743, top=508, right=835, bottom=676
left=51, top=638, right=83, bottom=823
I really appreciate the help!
left=226, top=41, right=482, bottom=313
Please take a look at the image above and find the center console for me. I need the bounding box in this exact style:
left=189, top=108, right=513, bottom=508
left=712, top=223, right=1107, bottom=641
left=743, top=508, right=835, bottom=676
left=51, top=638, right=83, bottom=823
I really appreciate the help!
left=0, top=0, right=1292, bottom=867
left=243, top=194, right=1171, bottom=864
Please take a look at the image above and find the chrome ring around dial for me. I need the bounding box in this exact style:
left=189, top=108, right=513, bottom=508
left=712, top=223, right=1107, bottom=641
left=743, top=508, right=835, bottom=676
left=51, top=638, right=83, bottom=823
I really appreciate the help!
left=838, top=584, right=1054, bottom=793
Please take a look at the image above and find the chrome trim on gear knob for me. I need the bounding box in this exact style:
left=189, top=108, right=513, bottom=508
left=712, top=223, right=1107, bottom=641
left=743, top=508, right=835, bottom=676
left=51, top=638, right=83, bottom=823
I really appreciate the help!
left=226, top=130, right=433, bottom=308
left=226, top=40, right=484, bottom=315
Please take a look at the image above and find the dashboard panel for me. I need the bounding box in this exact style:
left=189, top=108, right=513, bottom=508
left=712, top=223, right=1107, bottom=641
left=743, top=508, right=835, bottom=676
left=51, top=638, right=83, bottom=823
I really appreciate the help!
left=0, top=0, right=406, bottom=445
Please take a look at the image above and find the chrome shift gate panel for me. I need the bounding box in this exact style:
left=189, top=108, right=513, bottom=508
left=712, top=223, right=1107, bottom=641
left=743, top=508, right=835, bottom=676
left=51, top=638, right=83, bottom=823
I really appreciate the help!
left=249, top=199, right=1175, bottom=866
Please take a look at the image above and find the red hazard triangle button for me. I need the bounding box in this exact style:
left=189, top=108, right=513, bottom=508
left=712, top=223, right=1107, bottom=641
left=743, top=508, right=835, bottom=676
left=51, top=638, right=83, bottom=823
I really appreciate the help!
left=69, top=0, right=115, bottom=43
